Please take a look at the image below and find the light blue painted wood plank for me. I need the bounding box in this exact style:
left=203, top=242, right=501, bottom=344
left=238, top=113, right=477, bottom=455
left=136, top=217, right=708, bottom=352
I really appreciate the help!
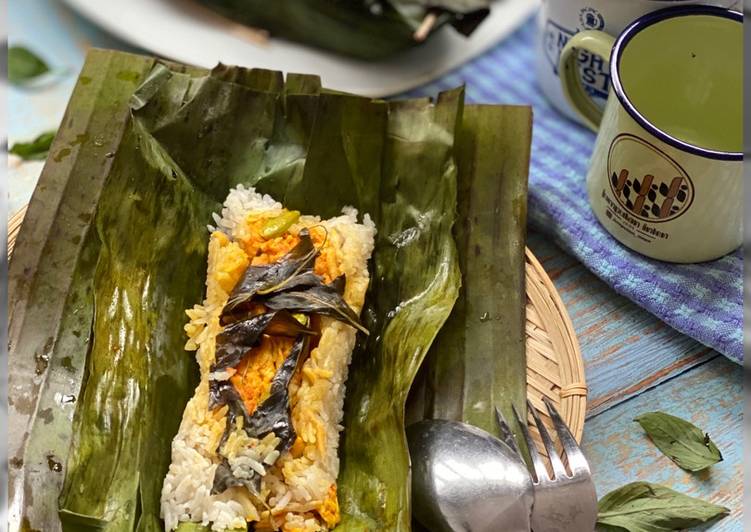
left=527, top=231, right=716, bottom=416
left=582, top=356, right=742, bottom=531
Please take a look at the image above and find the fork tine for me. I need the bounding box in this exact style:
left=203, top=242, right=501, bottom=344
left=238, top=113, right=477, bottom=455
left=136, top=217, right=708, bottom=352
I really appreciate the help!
left=527, top=399, right=569, bottom=480
left=512, top=404, right=547, bottom=483
left=494, top=407, right=520, bottom=455
left=542, top=396, right=590, bottom=475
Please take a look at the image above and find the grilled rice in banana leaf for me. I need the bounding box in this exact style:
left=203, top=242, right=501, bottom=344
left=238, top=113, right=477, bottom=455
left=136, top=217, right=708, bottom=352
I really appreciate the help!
left=198, top=0, right=491, bottom=59
left=161, top=195, right=375, bottom=531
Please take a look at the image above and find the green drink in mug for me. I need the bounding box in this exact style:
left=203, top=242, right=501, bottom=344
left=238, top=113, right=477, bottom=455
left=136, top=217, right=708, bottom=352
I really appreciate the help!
left=558, top=5, right=743, bottom=263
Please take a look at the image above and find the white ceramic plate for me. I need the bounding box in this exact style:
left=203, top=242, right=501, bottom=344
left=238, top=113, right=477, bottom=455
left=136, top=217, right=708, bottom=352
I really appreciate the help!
left=62, top=0, right=539, bottom=97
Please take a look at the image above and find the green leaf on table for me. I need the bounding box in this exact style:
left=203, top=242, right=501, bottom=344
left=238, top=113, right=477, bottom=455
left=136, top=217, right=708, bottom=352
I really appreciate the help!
left=9, top=130, right=56, bottom=160
left=597, top=481, right=729, bottom=531
left=8, top=45, right=50, bottom=84
left=635, top=411, right=722, bottom=471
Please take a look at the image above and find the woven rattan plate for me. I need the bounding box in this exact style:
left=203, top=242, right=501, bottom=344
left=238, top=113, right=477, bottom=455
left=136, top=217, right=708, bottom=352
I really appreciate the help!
left=8, top=205, right=587, bottom=448
left=525, top=248, right=587, bottom=449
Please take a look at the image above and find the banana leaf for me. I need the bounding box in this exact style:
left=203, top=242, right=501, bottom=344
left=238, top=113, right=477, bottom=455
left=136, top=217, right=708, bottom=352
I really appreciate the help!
left=424, top=105, right=531, bottom=437
left=198, top=0, right=491, bottom=60
left=8, top=48, right=530, bottom=532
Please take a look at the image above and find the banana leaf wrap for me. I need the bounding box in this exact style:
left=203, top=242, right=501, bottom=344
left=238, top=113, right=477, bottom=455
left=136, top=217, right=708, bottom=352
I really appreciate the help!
left=198, top=0, right=491, bottom=60
left=424, top=105, right=531, bottom=436
left=8, top=49, right=530, bottom=532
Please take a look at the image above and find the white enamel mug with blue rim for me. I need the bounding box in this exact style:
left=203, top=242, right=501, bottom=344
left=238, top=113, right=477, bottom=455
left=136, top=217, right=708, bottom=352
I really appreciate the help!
left=536, top=0, right=741, bottom=124
left=559, top=6, right=743, bottom=263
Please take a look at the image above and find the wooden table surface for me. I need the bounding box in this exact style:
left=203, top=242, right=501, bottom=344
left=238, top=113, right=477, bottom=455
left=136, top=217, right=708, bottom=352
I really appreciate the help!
left=8, top=2, right=743, bottom=530
left=529, top=232, right=741, bottom=531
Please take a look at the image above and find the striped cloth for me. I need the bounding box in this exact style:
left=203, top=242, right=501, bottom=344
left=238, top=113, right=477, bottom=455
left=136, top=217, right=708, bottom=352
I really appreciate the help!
left=402, top=16, right=743, bottom=363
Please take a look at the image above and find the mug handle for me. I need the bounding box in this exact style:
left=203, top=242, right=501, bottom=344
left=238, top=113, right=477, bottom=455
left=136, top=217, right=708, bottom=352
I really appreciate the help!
left=558, top=31, right=616, bottom=131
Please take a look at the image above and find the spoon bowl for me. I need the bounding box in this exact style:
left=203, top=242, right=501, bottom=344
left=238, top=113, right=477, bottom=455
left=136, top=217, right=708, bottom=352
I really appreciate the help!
left=407, top=419, right=534, bottom=532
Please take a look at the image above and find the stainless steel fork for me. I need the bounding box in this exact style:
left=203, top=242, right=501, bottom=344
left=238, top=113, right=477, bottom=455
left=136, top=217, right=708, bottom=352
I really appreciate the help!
left=496, top=397, right=597, bottom=532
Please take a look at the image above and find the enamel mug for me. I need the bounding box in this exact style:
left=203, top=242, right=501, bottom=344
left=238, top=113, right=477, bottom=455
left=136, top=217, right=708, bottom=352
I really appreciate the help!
left=536, top=0, right=741, bottom=124
left=558, top=6, right=743, bottom=263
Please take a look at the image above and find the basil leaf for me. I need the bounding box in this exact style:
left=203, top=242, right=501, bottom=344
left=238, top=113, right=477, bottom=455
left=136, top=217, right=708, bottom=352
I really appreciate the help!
left=212, top=311, right=315, bottom=371
left=243, top=335, right=308, bottom=452
left=8, top=45, right=50, bottom=84
left=597, top=482, right=729, bottom=531
left=263, top=279, right=368, bottom=335
left=635, top=411, right=722, bottom=471
left=9, top=130, right=56, bottom=160
left=222, top=229, right=317, bottom=314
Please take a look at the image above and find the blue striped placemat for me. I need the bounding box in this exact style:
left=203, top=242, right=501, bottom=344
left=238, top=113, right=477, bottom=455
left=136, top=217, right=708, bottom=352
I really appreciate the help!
left=401, top=16, right=743, bottom=363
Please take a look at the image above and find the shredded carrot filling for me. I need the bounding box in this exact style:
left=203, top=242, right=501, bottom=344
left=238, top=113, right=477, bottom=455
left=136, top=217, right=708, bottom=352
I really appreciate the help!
left=226, top=212, right=341, bottom=418
left=239, top=215, right=340, bottom=281
left=230, top=335, right=294, bottom=415
left=317, top=484, right=340, bottom=527
left=218, top=211, right=344, bottom=528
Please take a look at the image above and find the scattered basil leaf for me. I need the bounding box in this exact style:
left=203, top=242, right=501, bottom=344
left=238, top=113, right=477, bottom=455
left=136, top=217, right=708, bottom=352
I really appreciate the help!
left=210, top=380, right=247, bottom=453
left=9, top=130, right=56, bottom=160
left=597, top=482, right=729, bottom=531
left=8, top=45, right=50, bottom=84
left=635, top=411, right=722, bottom=471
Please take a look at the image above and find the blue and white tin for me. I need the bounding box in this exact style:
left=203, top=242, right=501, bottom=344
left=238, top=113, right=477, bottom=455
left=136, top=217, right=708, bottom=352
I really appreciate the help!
left=535, top=0, right=741, bottom=124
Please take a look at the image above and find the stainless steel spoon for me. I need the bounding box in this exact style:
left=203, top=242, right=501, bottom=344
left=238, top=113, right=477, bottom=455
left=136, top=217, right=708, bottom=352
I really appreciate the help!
left=407, top=419, right=534, bottom=532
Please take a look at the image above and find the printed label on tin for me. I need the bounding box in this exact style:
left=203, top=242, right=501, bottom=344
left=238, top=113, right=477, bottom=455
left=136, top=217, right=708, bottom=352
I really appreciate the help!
left=542, top=6, right=609, bottom=101
left=603, top=133, right=694, bottom=244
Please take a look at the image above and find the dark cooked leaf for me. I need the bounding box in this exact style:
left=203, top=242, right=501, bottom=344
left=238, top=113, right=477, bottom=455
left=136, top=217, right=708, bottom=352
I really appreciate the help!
left=244, top=335, right=308, bottom=452
left=8, top=45, right=49, bottom=84
left=211, top=459, right=246, bottom=494
left=263, top=311, right=317, bottom=337
left=264, top=283, right=367, bottom=335
left=9, top=130, right=56, bottom=160
left=213, top=313, right=276, bottom=371
left=331, top=274, right=346, bottom=295
left=597, top=482, right=729, bottom=531
left=197, top=0, right=490, bottom=60
left=208, top=379, right=245, bottom=412
left=254, top=228, right=320, bottom=295
left=211, top=381, right=248, bottom=454
left=213, top=311, right=316, bottom=371
left=222, top=265, right=268, bottom=316
left=635, top=412, right=723, bottom=471
left=223, top=229, right=316, bottom=313
left=270, top=270, right=324, bottom=293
